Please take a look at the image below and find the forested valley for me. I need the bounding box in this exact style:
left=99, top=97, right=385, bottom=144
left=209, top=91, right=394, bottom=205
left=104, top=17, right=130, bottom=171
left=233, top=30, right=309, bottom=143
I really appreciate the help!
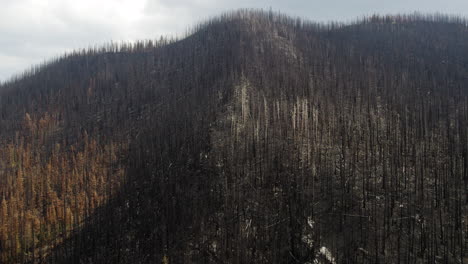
left=0, top=9, right=467, bottom=263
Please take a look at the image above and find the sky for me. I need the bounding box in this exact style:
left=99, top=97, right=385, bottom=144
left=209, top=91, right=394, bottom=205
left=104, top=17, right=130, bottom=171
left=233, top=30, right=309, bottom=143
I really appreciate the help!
left=0, top=0, right=467, bottom=82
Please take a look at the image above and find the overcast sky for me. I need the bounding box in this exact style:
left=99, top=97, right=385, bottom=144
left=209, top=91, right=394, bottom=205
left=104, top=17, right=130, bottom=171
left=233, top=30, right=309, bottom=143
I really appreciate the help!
left=0, top=0, right=467, bottom=82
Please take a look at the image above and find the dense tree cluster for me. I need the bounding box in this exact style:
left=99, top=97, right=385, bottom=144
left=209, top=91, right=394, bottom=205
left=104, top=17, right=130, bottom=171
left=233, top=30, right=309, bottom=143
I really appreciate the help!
left=0, top=9, right=467, bottom=263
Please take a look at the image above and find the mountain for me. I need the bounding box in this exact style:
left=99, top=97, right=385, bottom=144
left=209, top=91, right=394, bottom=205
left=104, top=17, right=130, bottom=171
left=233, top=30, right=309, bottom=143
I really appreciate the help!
left=0, top=9, right=467, bottom=264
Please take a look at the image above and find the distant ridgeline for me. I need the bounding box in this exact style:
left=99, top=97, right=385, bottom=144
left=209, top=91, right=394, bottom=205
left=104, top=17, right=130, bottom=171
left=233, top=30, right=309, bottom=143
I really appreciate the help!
left=0, top=9, right=467, bottom=264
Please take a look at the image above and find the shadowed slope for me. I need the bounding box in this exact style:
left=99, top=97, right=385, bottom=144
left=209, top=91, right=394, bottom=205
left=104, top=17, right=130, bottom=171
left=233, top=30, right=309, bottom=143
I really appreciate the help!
left=0, top=10, right=467, bottom=263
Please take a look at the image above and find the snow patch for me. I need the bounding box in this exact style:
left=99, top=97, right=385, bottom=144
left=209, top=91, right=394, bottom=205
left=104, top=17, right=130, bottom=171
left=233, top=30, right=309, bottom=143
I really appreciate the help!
left=319, top=246, right=336, bottom=264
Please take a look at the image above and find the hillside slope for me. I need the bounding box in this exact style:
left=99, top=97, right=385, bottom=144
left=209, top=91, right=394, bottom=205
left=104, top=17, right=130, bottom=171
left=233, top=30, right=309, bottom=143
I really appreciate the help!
left=0, top=10, right=467, bottom=263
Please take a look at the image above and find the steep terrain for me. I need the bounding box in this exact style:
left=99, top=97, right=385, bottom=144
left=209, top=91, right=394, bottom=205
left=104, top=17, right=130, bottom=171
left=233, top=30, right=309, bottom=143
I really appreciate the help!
left=0, top=10, right=467, bottom=263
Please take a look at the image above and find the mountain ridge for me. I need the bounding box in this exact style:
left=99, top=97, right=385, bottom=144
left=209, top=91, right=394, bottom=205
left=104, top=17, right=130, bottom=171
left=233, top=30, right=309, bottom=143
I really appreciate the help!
left=0, top=9, right=467, bottom=264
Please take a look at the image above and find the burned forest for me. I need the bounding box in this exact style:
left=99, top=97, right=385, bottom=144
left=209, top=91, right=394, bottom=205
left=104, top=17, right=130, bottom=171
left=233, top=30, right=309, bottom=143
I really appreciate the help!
left=0, top=10, right=467, bottom=264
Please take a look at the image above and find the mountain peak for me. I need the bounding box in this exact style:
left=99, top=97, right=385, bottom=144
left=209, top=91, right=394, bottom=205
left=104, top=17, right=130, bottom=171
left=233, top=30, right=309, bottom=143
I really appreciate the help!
left=1, top=10, right=467, bottom=264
